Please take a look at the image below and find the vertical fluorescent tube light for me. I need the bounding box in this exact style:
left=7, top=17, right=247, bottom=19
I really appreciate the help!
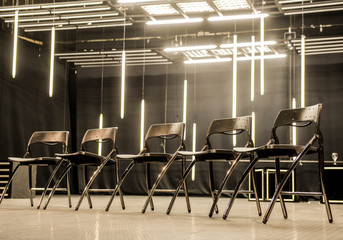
left=49, top=27, right=55, bottom=97
left=121, top=51, right=126, bottom=119
left=252, top=112, right=256, bottom=144
left=260, top=17, right=265, bottom=96
left=140, top=99, right=145, bottom=150
left=12, top=10, right=19, bottom=79
left=292, top=98, right=297, bottom=146
left=191, top=123, right=196, bottom=181
left=251, top=35, right=255, bottom=102
left=183, top=79, right=188, bottom=140
left=98, top=113, right=103, bottom=155
left=232, top=35, right=237, bottom=146
left=301, top=35, right=306, bottom=107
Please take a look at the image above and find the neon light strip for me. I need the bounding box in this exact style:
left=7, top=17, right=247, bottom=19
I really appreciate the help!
left=12, top=10, right=18, bottom=78
left=251, top=35, right=255, bottom=102
left=292, top=98, right=297, bottom=145
left=140, top=99, right=145, bottom=151
left=121, top=51, right=126, bottom=119
left=183, top=80, right=188, bottom=140
left=49, top=27, right=55, bottom=97
left=301, top=35, right=305, bottom=107
left=98, top=113, right=103, bottom=156
left=191, top=123, right=196, bottom=181
left=260, top=17, right=265, bottom=96
left=233, top=35, right=237, bottom=146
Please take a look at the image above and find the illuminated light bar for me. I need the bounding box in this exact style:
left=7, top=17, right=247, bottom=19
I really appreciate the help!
left=69, top=18, right=126, bottom=25
left=121, top=51, right=126, bottom=119
left=60, top=55, right=106, bottom=59
left=98, top=113, right=103, bottom=156
left=164, top=45, right=217, bottom=52
left=232, top=35, right=237, bottom=146
left=56, top=51, right=101, bottom=56
left=220, top=41, right=276, bottom=48
left=260, top=17, right=265, bottom=96
left=102, top=49, right=151, bottom=54
left=191, top=123, right=197, bottom=181
left=5, top=16, right=60, bottom=23
left=252, top=112, right=255, bottom=144
left=49, top=27, right=55, bottom=97
left=301, top=35, right=305, bottom=108
left=24, top=22, right=132, bottom=32
left=295, top=44, right=343, bottom=50
left=183, top=80, right=188, bottom=140
left=106, top=53, right=156, bottom=57
left=292, top=36, right=343, bottom=43
left=284, top=6, right=343, bottom=15
left=213, top=0, right=251, bottom=10
left=176, top=2, right=214, bottom=13
left=304, top=47, right=343, bottom=52
left=251, top=36, right=255, bottom=102
left=60, top=12, right=119, bottom=19
left=67, top=58, right=116, bottom=63
left=279, top=0, right=311, bottom=3
left=50, top=6, right=111, bottom=14
left=282, top=1, right=343, bottom=10
left=19, top=21, right=69, bottom=28
left=184, top=58, right=232, bottom=64
left=146, top=18, right=204, bottom=25
left=305, top=50, right=343, bottom=55
left=41, top=1, right=104, bottom=9
left=118, top=0, right=161, bottom=2
left=237, top=54, right=287, bottom=61
left=140, top=99, right=145, bottom=151
left=80, top=61, right=173, bottom=68
left=125, top=59, right=168, bottom=63
left=12, top=10, right=18, bottom=79
left=208, top=13, right=269, bottom=22
left=0, top=10, right=50, bottom=17
left=293, top=40, right=343, bottom=46
left=142, top=4, right=179, bottom=15
left=74, top=61, right=119, bottom=65
left=292, top=98, right=297, bottom=146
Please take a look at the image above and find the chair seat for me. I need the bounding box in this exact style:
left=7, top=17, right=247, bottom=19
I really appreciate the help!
left=56, top=152, right=114, bottom=165
left=117, top=153, right=174, bottom=163
left=8, top=157, right=61, bottom=165
left=234, top=144, right=318, bottom=158
left=178, top=149, right=236, bottom=161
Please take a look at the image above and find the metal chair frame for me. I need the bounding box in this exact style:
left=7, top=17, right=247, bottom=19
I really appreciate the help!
left=42, top=127, right=125, bottom=211
left=165, top=116, right=261, bottom=217
left=105, top=122, right=191, bottom=213
left=0, top=131, right=71, bottom=208
left=223, top=104, right=333, bottom=224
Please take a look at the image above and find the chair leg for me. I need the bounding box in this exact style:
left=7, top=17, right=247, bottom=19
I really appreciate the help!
left=83, top=166, right=93, bottom=209
left=75, top=159, right=110, bottom=211
left=166, top=160, right=196, bottom=215
left=66, top=169, right=72, bottom=208
left=182, top=156, right=191, bottom=213
left=209, top=155, right=242, bottom=218
left=28, top=165, right=34, bottom=207
left=105, top=161, right=135, bottom=211
left=222, top=156, right=259, bottom=219
left=141, top=156, right=177, bottom=214
left=208, top=161, right=219, bottom=214
left=262, top=139, right=315, bottom=224
left=318, top=148, right=333, bottom=223
left=0, top=164, right=20, bottom=205
left=251, top=166, right=262, bottom=216
left=145, top=163, right=154, bottom=211
left=275, top=158, right=288, bottom=219
left=37, top=160, right=65, bottom=209
left=43, top=164, right=73, bottom=210
left=116, top=158, right=125, bottom=210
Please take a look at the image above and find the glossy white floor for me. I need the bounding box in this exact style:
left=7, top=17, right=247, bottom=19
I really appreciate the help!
left=0, top=195, right=342, bottom=240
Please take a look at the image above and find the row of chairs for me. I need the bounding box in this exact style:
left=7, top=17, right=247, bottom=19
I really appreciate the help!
left=0, top=103, right=333, bottom=224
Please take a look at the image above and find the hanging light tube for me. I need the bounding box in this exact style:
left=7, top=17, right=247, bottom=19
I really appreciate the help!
left=208, top=13, right=269, bottom=22
left=237, top=54, right=287, bottom=61
left=252, top=112, right=256, bottom=144
left=191, top=123, right=196, bottom=181
left=164, top=45, right=217, bottom=52
left=49, top=27, right=55, bottom=97
left=220, top=40, right=276, bottom=48
left=284, top=6, right=343, bottom=15
left=184, top=58, right=231, bottom=64
left=306, top=50, right=343, bottom=55
left=183, top=80, right=188, bottom=139
left=146, top=18, right=203, bottom=25
left=121, top=50, right=126, bottom=119
left=98, top=113, right=103, bottom=156
left=301, top=35, right=305, bottom=107
left=12, top=10, right=18, bottom=79
left=260, top=17, right=265, bottom=96
left=282, top=1, right=343, bottom=10
left=292, top=98, right=297, bottom=146
left=140, top=99, right=145, bottom=151
left=251, top=35, right=255, bottom=102
left=232, top=35, right=237, bottom=146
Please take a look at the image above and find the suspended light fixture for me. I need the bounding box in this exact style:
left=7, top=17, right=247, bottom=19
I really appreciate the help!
left=251, top=35, right=255, bottom=102
left=49, top=26, right=55, bottom=97
left=12, top=10, right=18, bottom=78
left=191, top=123, right=196, bottom=181
left=183, top=79, right=188, bottom=139
left=184, top=58, right=231, bottom=64
left=232, top=35, right=237, bottom=146
left=301, top=35, right=305, bottom=107
left=146, top=18, right=203, bottom=25
left=120, top=12, right=126, bottom=119
left=208, top=13, right=268, bottom=21
left=98, top=113, right=103, bottom=155
left=260, top=17, right=265, bottom=96
left=164, top=44, right=217, bottom=52
left=140, top=99, right=145, bottom=150
left=292, top=98, right=297, bottom=145
left=252, top=111, right=256, bottom=144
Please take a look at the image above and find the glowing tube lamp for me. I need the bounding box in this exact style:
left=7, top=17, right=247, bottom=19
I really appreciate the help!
left=98, top=113, right=103, bottom=156
left=183, top=80, right=188, bottom=139
left=260, top=17, right=265, bottom=96
left=251, top=35, right=255, bottom=102
left=191, top=123, right=196, bottom=181
left=301, top=35, right=306, bottom=107
left=140, top=99, right=145, bottom=150
left=49, top=27, right=55, bottom=97
left=121, top=51, right=126, bottom=119
left=12, top=10, right=18, bottom=79
left=232, top=35, right=237, bottom=146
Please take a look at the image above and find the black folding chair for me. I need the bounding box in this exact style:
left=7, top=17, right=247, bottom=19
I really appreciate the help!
left=1, top=131, right=71, bottom=208
left=223, top=104, right=333, bottom=224
left=42, top=127, right=125, bottom=211
left=105, top=122, right=191, bottom=213
left=166, top=116, right=261, bottom=217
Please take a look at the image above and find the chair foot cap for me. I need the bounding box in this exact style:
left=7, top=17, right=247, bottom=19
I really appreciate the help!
left=223, top=215, right=227, bottom=220
left=209, top=213, right=213, bottom=218
left=329, top=219, right=333, bottom=223
left=188, top=210, right=191, bottom=213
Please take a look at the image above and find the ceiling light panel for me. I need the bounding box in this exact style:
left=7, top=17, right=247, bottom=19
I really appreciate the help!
left=183, top=50, right=212, bottom=58
left=141, top=4, right=180, bottom=15
left=176, top=2, right=215, bottom=13
left=211, top=49, right=233, bottom=56
left=213, top=0, right=251, bottom=11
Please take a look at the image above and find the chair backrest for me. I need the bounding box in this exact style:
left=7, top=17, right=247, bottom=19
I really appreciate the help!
left=205, top=116, right=252, bottom=149
left=142, top=122, right=185, bottom=153
left=271, top=104, right=322, bottom=143
left=80, top=127, right=118, bottom=155
left=26, top=131, right=69, bottom=156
